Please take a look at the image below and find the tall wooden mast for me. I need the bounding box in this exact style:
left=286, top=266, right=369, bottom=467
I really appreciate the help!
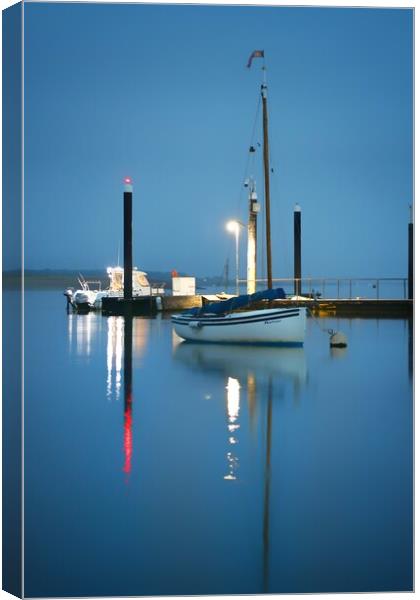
left=261, top=67, right=273, bottom=289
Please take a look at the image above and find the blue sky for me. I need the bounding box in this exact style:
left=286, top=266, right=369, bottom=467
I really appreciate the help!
left=23, top=3, right=413, bottom=278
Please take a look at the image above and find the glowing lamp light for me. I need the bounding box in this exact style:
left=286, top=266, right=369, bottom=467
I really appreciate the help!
left=226, top=220, right=239, bottom=234
left=124, top=177, right=132, bottom=184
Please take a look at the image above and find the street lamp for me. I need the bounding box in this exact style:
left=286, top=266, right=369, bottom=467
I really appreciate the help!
left=226, top=220, right=243, bottom=296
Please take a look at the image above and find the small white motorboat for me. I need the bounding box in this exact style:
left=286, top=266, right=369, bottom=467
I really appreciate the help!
left=64, top=267, right=165, bottom=311
left=172, top=289, right=306, bottom=346
left=64, top=275, right=102, bottom=311
left=73, top=288, right=98, bottom=310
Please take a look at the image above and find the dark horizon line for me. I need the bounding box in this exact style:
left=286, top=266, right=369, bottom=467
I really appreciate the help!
left=2, top=268, right=224, bottom=281
left=2, top=268, right=408, bottom=280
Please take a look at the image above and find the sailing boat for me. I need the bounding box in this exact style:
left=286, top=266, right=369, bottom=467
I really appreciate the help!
left=172, top=52, right=306, bottom=346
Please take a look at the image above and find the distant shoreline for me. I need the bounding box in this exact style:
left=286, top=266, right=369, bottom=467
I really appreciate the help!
left=3, top=272, right=108, bottom=290
left=3, top=270, right=225, bottom=291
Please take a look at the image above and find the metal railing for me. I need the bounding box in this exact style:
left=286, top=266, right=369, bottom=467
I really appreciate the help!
left=237, top=277, right=410, bottom=300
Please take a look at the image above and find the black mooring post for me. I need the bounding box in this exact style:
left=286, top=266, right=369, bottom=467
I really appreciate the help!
left=408, top=205, right=413, bottom=300
left=294, top=204, right=302, bottom=296
left=124, top=178, right=133, bottom=300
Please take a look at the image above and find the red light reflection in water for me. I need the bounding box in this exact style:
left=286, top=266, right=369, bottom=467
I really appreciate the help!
left=123, top=393, right=133, bottom=476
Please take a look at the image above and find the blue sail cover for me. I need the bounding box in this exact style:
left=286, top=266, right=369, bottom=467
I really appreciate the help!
left=184, top=288, right=286, bottom=317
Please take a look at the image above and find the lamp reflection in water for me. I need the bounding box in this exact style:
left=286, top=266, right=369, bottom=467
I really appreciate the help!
left=224, top=377, right=241, bottom=481
left=67, top=312, right=150, bottom=480
left=67, top=311, right=97, bottom=357
left=123, top=317, right=133, bottom=478
left=68, top=313, right=73, bottom=349
left=104, top=316, right=149, bottom=395
left=107, top=317, right=124, bottom=400
left=121, top=316, right=150, bottom=479
left=105, top=315, right=152, bottom=480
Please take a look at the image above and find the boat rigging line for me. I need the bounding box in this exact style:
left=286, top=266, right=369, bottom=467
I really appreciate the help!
left=223, top=90, right=263, bottom=291
left=224, top=51, right=274, bottom=293
left=260, top=59, right=273, bottom=289
left=234, top=92, right=262, bottom=217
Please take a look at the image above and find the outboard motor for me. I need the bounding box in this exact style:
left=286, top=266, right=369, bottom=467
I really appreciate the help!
left=63, top=287, right=75, bottom=311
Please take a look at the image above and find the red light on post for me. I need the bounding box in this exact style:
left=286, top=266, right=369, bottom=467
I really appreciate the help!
left=123, top=176, right=133, bottom=192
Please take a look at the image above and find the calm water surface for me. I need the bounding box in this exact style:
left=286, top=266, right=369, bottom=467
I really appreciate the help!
left=23, top=291, right=413, bottom=597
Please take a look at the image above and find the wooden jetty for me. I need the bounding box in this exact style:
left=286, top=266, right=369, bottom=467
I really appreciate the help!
left=101, top=295, right=412, bottom=318
left=237, top=298, right=412, bottom=318
left=101, top=294, right=203, bottom=316
left=291, top=298, right=412, bottom=318
left=105, top=179, right=412, bottom=320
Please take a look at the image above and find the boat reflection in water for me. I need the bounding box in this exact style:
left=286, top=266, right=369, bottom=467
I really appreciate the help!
left=174, top=340, right=307, bottom=590
left=173, top=342, right=307, bottom=387
left=174, top=342, right=307, bottom=478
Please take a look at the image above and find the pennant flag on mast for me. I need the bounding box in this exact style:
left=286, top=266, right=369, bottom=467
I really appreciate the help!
left=247, top=49, right=264, bottom=68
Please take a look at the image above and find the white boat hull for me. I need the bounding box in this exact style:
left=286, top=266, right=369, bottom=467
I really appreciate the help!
left=172, top=307, right=306, bottom=345
left=73, top=290, right=98, bottom=308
